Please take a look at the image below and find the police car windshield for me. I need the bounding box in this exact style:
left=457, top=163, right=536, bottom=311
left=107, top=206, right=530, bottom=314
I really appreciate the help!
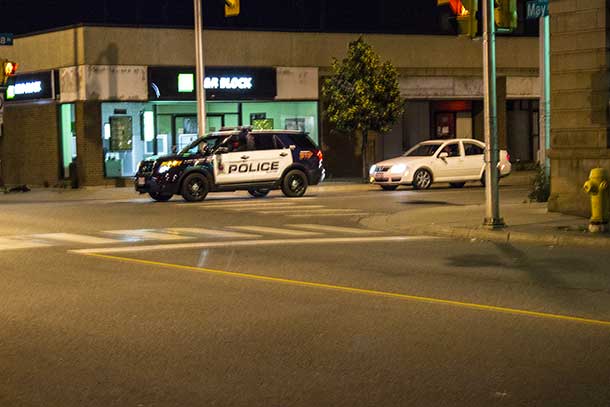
left=179, top=136, right=222, bottom=156
left=404, top=142, right=443, bottom=157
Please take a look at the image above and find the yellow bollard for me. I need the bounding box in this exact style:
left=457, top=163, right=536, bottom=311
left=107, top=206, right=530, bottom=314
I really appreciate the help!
left=583, top=168, right=609, bottom=233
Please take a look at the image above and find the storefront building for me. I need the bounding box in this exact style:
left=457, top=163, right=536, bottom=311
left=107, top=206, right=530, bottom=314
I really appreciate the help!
left=95, top=66, right=319, bottom=178
left=0, top=25, right=538, bottom=186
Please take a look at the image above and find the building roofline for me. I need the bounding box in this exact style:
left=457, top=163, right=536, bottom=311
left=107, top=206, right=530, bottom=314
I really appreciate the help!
left=14, top=22, right=538, bottom=40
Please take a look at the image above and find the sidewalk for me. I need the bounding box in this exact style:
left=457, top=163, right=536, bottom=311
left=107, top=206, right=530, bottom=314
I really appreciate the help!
left=362, top=201, right=610, bottom=249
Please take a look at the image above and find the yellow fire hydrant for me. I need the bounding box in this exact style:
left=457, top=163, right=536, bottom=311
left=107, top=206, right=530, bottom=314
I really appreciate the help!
left=583, top=168, right=609, bottom=233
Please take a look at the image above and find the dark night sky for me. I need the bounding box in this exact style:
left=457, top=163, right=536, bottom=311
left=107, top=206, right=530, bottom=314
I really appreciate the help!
left=0, top=0, right=537, bottom=37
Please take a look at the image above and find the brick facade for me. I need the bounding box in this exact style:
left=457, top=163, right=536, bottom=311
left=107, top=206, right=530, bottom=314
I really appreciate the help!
left=0, top=102, right=60, bottom=187
left=548, top=0, right=610, bottom=217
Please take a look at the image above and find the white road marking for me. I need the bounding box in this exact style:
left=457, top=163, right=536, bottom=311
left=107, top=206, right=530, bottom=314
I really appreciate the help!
left=287, top=213, right=369, bottom=218
left=29, top=233, right=119, bottom=245
left=243, top=205, right=327, bottom=213
left=259, top=208, right=362, bottom=215
left=223, top=203, right=306, bottom=210
left=165, top=227, right=261, bottom=239
left=0, top=238, right=51, bottom=251
left=176, top=198, right=314, bottom=207
left=227, top=226, right=323, bottom=236
left=286, top=224, right=379, bottom=234
left=104, top=229, right=191, bottom=241
left=71, top=236, right=437, bottom=254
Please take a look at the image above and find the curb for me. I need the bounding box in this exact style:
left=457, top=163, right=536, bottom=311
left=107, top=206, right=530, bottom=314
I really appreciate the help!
left=398, top=225, right=610, bottom=249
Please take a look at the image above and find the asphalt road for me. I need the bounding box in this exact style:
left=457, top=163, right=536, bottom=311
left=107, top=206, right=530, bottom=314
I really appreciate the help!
left=1, top=183, right=609, bottom=406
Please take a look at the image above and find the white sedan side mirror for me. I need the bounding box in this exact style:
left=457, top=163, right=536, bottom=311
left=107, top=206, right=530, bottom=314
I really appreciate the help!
left=439, top=152, right=449, bottom=159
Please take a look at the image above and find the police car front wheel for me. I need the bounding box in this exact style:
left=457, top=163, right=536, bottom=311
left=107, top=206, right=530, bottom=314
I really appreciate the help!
left=181, top=173, right=209, bottom=202
left=281, top=169, right=308, bottom=197
left=248, top=188, right=270, bottom=198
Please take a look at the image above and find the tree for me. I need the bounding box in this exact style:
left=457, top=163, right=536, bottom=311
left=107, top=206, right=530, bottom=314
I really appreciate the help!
left=322, top=37, right=403, bottom=180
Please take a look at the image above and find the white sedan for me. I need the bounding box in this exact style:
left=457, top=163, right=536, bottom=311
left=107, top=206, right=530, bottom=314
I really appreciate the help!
left=369, top=139, right=511, bottom=190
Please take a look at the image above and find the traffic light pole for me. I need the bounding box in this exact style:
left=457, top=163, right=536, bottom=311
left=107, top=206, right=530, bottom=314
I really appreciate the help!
left=539, top=14, right=551, bottom=180
left=482, top=0, right=505, bottom=228
left=194, top=0, right=206, bottom=137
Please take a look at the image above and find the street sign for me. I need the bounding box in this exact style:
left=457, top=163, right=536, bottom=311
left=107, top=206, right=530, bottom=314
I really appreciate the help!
left=0, top=33, right=14, bottom=46
left=526, top=0, right=549, bottom=19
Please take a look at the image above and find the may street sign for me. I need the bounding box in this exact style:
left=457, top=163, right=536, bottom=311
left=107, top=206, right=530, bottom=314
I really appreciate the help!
left=0, top=33, right=14, bottom=46
left=526, top=0, right=549, bottom=19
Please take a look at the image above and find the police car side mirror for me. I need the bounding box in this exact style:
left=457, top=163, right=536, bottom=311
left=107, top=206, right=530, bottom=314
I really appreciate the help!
left=216, top=147, right=229, bottom=155
left=289, top=145, right=296, bottom=151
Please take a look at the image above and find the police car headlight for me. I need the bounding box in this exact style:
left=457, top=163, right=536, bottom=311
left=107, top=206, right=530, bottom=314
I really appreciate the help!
left=390, top=164, right=407, bottom=174
left=158, top=160, right=182, bottom=173
left=369, top=165, right=377, bottom=176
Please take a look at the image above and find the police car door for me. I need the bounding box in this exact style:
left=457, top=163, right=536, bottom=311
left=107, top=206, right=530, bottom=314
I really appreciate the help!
left=214, top=135, right=254, bottom=184
left=246, top=133, right=292, bottom=182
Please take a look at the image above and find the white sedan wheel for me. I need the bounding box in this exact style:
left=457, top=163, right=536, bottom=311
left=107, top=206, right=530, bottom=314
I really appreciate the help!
left=413, top=169, right=432, bottom=190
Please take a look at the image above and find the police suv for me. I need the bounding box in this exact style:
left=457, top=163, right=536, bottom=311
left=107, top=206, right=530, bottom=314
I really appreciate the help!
left=135, top=128, right=325, bottom=202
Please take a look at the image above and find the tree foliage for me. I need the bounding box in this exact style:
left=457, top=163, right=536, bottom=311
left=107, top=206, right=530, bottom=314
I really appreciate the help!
left=323, top=37, right=403, bottom=135
left=322, top=37, right=403, bottom=178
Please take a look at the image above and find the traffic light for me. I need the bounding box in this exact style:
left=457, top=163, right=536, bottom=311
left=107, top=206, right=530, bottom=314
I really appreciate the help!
left=457, top=0, right=479, bottom=38
left=1, top=60, right=18, bottom=86
left=495, top=0, right=518, bottom=32
left=437, top=0, right=479, bottom=38
left=224, top=0, right=240, bottom=17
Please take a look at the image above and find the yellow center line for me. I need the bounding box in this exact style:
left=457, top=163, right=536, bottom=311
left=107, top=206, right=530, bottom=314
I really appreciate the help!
left=81, top=252, right=610, bottom=328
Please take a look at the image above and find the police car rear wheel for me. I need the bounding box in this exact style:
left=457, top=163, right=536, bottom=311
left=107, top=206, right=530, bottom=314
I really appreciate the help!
left=149, top=192, right=173, bottom=202
left=248, top=188, right=270, bottom=198
left=282, top=170, right=308, bottom=197
left=181, top=173, right=209, bottom=202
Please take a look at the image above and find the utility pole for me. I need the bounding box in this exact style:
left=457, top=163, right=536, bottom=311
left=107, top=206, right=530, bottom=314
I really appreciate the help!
left=194, top=0, right=206, bottom=137
left=539, top=13, right=551, bottom=179
left=482, top=0, right=505, bottom=228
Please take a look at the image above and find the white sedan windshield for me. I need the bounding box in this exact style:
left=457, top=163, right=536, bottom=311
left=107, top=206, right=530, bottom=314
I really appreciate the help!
left=404, top=143, right=443, bottom=157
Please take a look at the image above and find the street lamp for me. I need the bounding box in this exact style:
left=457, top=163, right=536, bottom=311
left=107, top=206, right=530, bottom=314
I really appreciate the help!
left=193, top=0, right=206, bottom=138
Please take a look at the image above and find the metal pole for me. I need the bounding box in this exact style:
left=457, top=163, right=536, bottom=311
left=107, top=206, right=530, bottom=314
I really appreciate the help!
left=539, top=14, right=551, bottom=179
left=194, top=0, right=206, bottom=137
left=483, top=0, right=505, bottom=228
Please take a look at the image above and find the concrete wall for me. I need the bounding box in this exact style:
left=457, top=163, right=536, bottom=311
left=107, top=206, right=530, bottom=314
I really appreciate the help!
left=548, top=0, right=610, bottom=217
left=6, top=26, right=539, bottom=75
left=74, top=101, right=105, bottom=186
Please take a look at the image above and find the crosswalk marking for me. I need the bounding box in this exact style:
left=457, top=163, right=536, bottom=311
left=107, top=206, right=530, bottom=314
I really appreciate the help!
left=243, top=205, right=326, bottom=213
left=223, top=203, right=303, bottom=210
left=261, top=208, right=361, bottom=215
left=287, top=224, right=378, bottom=234
left=227, top=226, right=323, bottom=236
left=0, top=223, right=383, bottom=252
left=206, top=201, right=296, bottom=207
left=175, top=198, right=314, bottom=207
left=287, top=213, right=369, bottom=218
left=165, top=227, right=261, bottom=239
left=0, top=237, right=51, bottom=251
left=30, top=233, right=119, bottom=245
left=104, top=229, right=190, bottom=241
